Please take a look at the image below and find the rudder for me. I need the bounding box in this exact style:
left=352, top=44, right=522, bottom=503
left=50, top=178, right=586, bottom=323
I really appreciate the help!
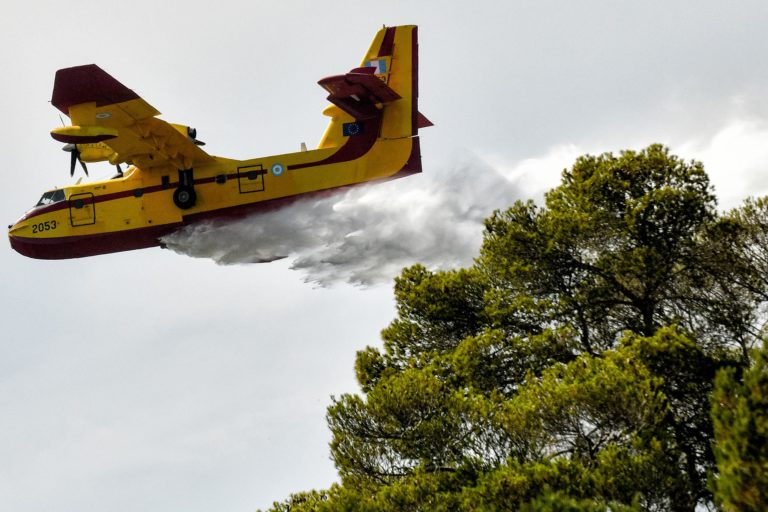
left=317, top=25, right=430, bottom=149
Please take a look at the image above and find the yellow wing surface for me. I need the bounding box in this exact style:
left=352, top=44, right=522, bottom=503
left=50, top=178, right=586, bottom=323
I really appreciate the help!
left=50, top=64, right=214, bottom=171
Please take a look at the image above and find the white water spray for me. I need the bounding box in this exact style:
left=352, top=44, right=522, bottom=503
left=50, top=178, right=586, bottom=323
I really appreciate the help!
left=162, top=159, right=524, bottom=286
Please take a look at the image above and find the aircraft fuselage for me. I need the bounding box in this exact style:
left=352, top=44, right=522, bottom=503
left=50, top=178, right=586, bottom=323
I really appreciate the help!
left=9, top=130, right=420, bottom=259
left=9, top=24, right=428, bottom=260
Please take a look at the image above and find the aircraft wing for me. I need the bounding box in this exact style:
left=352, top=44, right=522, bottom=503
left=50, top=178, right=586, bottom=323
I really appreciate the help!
left=50, top=64, right=214, bottom=171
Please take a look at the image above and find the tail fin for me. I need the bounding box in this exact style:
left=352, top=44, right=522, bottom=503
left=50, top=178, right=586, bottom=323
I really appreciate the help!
left=317, top=25, right=431, bottom=149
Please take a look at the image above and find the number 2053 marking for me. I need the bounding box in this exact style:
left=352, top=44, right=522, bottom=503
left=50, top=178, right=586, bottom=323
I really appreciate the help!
left=32, top=220, right=57, bottom=233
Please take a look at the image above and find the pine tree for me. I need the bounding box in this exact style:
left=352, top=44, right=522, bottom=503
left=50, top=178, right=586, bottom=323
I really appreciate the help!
left=265, top=145, right=768, bottom=511
left=711, top=342, right=768, bottom=511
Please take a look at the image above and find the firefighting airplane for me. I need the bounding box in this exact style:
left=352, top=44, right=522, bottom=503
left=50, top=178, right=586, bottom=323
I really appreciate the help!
left=8, top=25, right=431, bottom=259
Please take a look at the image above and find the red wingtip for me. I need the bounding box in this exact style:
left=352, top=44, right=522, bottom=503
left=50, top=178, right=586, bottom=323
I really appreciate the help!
left=51, top=64, right=139, bottom=114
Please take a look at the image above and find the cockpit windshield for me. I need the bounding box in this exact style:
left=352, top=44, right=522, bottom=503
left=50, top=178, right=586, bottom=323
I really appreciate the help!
left=36, top=189, right=66, bottom=207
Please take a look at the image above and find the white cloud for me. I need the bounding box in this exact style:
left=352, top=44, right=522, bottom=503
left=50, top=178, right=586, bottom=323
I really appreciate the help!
left=677, top=118, right=768, bottom=209
left=487, top=143, right=586, bottom=203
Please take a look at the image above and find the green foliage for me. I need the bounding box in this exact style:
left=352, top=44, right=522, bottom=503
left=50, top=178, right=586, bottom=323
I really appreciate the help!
left=451, top=328, right=575, bottom=397
left=520, top=492, right=636, bottom=512
left=267, top=488, right=335, bottom=512
left=381, top=265, right=490, bottom=360
left=711, top=342, right=768, bottom=511
left=480, top=145, right=718, bottom=352
left=266, top=145, right=768, bottom=512
left=328, top=366, right=467, bottom=482
left=698, top=197, right=768, bottom=360
left=502, top=344, right=668, bottom=461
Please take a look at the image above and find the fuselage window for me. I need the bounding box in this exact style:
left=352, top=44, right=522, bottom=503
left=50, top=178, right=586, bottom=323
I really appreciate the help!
left=36, top=189, right=66, bottom=207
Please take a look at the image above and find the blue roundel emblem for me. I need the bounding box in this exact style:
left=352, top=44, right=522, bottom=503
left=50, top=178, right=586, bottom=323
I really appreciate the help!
left=271, top=163, right=285, bottom=176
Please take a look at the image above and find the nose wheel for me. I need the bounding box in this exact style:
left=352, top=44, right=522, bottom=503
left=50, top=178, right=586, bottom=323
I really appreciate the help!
left=174, top=168, right=197, bottom=209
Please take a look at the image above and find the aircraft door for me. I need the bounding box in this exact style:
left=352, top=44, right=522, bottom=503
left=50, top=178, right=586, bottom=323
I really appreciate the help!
left=68, top=192, right=96, bottom=226
left=237, top=164, right=266, bottom=193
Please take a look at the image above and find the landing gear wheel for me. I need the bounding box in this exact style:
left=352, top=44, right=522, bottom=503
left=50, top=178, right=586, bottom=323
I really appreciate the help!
left=173, top=186, right=197, bottom=209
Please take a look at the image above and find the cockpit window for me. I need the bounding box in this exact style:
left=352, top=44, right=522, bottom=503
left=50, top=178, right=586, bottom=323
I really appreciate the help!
left=36, top=189, right=66, bottom=207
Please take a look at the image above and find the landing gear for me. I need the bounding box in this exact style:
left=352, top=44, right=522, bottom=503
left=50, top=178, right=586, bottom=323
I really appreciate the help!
left=173, top=186, right=196, bottom=209
left=174, top=168, right=197, bottom=209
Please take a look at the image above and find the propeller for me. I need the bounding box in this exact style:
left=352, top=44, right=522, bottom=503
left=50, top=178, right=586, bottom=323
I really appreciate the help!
left=62, top=143, right=88, bottom=177
left=187, top=126, right=205, bottom=146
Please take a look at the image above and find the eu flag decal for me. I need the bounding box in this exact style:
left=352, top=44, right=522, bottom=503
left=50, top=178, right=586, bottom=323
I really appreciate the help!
left=343, top=122, right=364, bottom=137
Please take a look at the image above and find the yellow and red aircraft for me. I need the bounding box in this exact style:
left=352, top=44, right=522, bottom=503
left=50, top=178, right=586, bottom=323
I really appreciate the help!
left=8, top=25, right=431, bottom=259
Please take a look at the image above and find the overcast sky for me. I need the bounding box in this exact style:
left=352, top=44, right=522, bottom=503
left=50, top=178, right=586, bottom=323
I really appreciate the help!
left=3, top=1, right=768, bottom=511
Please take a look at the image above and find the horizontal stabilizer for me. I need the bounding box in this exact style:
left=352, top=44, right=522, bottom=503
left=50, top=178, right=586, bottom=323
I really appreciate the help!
left=318, top=67, right=401, bottom=120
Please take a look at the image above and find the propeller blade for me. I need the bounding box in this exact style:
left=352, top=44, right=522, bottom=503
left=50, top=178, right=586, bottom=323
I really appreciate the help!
left=64, top=143, right=88, bottom=177
left=79, top=156, right=88, bottom=176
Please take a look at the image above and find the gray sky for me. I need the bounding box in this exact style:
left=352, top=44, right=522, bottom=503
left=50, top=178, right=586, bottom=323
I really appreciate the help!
left=3, top=1, right=768, bottom=511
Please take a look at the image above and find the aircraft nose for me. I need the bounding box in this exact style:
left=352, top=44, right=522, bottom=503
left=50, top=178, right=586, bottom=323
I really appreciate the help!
left=8, top=221, right=20, bottom=239
left=8, top=227, right=27, bottom=256
left=8, top=230, right=23, bottom=255
left=8, top=221, right=43, bottom=259
left=8, top=231, right=45, bottom=259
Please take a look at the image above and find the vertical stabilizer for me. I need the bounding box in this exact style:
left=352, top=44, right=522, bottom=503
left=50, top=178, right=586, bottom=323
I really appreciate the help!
left=317, top=25, right=429, bottom=149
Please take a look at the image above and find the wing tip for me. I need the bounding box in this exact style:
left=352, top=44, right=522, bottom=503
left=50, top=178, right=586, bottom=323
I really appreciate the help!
left=51, top=64, right=140, bottom=114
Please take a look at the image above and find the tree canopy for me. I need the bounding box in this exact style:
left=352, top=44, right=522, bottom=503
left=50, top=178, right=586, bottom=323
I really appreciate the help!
left=265, top=145, right=768, bottom=511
